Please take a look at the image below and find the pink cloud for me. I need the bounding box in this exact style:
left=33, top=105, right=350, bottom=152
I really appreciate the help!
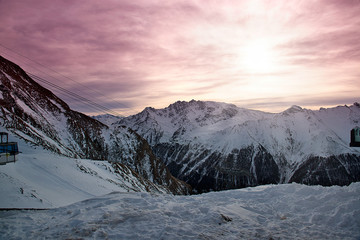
left=0, top=0, right=359, bottom=115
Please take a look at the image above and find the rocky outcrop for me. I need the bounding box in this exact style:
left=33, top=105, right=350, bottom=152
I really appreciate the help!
left=289, top=154, right=360, bottom=186
left=108, top=126, right=191, bottom=194
left=153, top=143, right=279, bottom=193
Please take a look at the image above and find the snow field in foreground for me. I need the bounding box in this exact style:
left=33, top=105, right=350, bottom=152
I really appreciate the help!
left=1, top=183, right=359, bottom=240
left=0, top=132, right=162, bottom=209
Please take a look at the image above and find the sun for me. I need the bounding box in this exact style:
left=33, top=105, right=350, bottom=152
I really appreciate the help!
left=240, top=40, right=278, bottom=74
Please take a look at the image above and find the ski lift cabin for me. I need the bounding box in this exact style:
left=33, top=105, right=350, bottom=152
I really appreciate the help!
left=350, top=127, right=360, bottom=147
left=0, top=132, right=19, bottom=165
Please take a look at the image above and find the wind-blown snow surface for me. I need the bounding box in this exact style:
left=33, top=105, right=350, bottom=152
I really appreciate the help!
left=1, top=183, right=359, bottom=239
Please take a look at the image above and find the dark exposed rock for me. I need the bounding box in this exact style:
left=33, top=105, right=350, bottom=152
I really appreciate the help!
left=153, top=143, right=279, bottom=192
left=289, top=154, right=360, bottom=186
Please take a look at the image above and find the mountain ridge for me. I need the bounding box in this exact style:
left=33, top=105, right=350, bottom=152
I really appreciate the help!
left=2, top=54, right=359, bottom=194
left=116, top=99, right=360, bottom=192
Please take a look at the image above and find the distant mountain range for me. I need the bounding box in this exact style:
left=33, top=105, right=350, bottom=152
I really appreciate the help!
left=1, top=55, right=359, bottom=194
left=115, top=100, right=360, bottom=192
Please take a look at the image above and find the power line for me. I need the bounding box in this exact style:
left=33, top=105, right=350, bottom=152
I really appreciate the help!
left=27, top=73, right=120, bottom=116
left=0, top=43, right=129, bottom=115
left=1, top=50, right=120, bottom=115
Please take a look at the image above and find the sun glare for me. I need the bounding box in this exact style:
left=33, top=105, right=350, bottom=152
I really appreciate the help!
left=240, top=40, right=278, bottom=74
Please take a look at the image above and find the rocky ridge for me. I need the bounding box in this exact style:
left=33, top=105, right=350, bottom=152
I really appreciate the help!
left=118, top=100, right=360, bottom=192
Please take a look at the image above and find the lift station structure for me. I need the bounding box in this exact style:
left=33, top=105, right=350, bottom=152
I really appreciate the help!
left=0, top=132, right=19, bottom=165
left=350, top=127, right=360, bottom=147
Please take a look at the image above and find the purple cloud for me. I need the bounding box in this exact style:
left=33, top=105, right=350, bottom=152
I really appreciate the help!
left=0, top=0, right=359, bottom=115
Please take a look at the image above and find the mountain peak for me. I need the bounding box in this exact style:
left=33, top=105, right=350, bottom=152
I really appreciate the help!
left=283, top=105, right=303, bottom=114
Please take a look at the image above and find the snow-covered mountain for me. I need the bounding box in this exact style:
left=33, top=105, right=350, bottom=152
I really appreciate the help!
left=2, top=54, right=359, bottom=195
left=118, top=100, right=360, bottom=192
left=0, top=129, right=174, bottom=208
left=0, top=56, right=190, bottom=195
left=92, top=113, right=123, bottom=126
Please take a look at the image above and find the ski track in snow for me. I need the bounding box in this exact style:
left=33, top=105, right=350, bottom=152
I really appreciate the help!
left=0, top=183, right=359, bottom=239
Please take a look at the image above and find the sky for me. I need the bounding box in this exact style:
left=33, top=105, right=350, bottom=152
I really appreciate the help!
left=0, top=0, right=359, bottom=116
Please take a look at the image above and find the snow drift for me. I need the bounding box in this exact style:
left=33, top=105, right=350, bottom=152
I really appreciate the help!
left=1, top=183, right=359, bottom=239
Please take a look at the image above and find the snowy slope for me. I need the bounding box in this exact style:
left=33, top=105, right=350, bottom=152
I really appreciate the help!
left=92, top=114, right=123, bottom=126
left=0, top=56, right=191, bottom=195
left=1, top=183, right=359, bottom=239
left=119, top=100, right=360, bottom=191
left=119, top=100, right=270, bottom=147
left=0, top=129, right=171, bottom=209
left=0, top=55, right=107, bottom=159
left=120, top=101, right=360, bottom=160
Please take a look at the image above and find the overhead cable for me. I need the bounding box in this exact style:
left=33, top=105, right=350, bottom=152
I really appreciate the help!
left=0, top=43, right=128, bottom=115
